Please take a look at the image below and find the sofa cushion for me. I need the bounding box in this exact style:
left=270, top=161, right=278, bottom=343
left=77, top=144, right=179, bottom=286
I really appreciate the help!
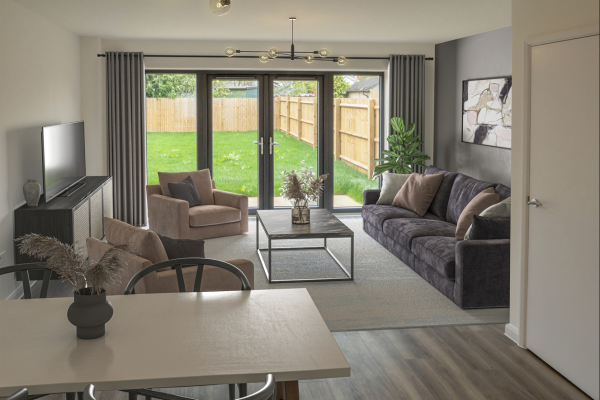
left=446, top=174, right=496, bottom=224
left=377, top=173, right=411, bottom=205
left=383, top=218, right=457, bottom=249
left=104, top=217, right=169, bottom=264
left=168, top=176, right=203, bottom=207
left=362, top=205, right=440, bottom=229
left=468, top=216, right=511, bottom=241
left=411, top=236, right=460, bottom=279
left=456, top=188, right=500, bottom=240
left=157, top=235, right=205, bottom=271
left=495, top=184, right=512, bottom=201
left=424, top=166, right=459, bottom=221
left=158, top=169, right=214, bottom=206
left=392, top=173, right=445, bottom=216
left=189, top=205, right=241, bottom=228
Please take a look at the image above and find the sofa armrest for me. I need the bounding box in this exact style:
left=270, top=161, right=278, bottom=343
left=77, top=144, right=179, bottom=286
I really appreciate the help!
left=214, top=190, right=249, bottom=233
left=454, top=239, right=510, bottom=309
left=148, top=194, right=190, bottom=239
left=363, top=189, right=381, bottom=205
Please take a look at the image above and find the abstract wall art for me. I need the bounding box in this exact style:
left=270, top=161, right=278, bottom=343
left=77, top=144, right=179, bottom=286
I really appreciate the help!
left=462, top=77, right=512, bottom=149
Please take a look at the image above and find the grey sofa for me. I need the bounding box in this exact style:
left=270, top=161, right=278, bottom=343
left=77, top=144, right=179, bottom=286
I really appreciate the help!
left=362, top=166, right=510, bottom=309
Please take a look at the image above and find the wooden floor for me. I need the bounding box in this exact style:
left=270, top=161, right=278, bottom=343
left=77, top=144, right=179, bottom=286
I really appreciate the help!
left=36, top=324, right=588, bottom=400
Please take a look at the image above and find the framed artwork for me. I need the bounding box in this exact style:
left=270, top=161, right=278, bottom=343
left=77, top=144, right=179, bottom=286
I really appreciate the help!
left=462, top=77, right=512, bottom=149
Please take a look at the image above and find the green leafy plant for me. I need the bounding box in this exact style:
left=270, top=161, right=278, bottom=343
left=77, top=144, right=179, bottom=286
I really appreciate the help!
left=372, top=117, right=430, bottom=177
left=333, top=75, right=351, bottom=98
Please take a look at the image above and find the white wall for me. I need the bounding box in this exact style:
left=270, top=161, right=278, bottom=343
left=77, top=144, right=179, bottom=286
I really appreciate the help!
left=507, top=0, right=599, bottom=345
left=82, top=38, right=436, bottom=175
left=0, top=0, right=81, bottom=299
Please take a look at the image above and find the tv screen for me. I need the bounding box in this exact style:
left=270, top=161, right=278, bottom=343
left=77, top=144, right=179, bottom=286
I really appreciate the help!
left=42, top=121, right=87, bottom=202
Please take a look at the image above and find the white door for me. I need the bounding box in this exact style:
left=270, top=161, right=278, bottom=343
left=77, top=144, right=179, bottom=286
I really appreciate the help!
left=527, top=34, right=599, bottom=399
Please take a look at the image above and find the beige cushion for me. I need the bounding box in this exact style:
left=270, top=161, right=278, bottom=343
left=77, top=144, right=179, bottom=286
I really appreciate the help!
left=158, top=169, right=214, bottom=206
left=376, top=173, right=412, bottom=205
left=189, top=205, right=242, bottom=228
left=391, top=173, right=445, bottom=217
left=455, top=188, right=501, bottom=240
left=464, top=197, right=511, bottom=240
left=104, top=218, right=169, bottom=264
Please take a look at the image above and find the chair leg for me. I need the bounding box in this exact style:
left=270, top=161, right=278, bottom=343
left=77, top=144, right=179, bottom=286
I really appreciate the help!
left=228, top=384, right=236, bottom=400
left=237, top=383, right=247, bottom=397
left=66, top=393, right=76, bottom=400
left=77, top=392, right=84, bottom=400
left=129, top=393, right=138, bottom=400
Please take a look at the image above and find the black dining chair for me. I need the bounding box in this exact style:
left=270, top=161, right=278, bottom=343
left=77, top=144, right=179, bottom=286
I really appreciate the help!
left=0, top=263, right=52, bottom=299
left=124, top=258, right=252, bottom=400
left=4, top=389, right=28, bottom=400
left=82, top=384, right=96, bottom=400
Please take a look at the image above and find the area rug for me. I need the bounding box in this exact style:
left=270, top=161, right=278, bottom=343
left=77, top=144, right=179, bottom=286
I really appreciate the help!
left=204, top=215, right=509, bottom=331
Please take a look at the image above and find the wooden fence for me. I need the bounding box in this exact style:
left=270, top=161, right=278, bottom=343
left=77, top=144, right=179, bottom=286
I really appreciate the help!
left=146, top=97, right=380, bottom=176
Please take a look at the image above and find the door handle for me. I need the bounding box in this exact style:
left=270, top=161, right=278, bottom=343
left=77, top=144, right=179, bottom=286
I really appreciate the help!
left=528, top=199, right=542, bottom=208
left=270, top=138, right=280, bottom=155
left=253, top=138, right=264, bottom=155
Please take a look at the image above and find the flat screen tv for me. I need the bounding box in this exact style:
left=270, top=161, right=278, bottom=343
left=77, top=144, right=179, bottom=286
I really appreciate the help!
left=41, top=121, right=87, bottom=202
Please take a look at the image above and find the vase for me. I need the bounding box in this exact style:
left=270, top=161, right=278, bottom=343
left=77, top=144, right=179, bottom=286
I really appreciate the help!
left=23, top=179, right=41, bottom=207
left=292, top=200, right=310, bottom=224
left=67, top=288, right=114, bottom=339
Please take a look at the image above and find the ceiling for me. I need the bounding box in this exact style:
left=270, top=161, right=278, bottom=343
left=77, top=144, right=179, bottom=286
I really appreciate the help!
left=15, top=0, right=511, bottom=44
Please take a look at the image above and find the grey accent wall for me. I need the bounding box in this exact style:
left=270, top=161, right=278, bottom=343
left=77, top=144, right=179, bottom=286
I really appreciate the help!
left=434, top=27, right=512, bottom=186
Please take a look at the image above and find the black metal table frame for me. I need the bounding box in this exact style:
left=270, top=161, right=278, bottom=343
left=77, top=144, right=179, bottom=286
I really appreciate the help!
left=256, top=212, right=355, bottom=283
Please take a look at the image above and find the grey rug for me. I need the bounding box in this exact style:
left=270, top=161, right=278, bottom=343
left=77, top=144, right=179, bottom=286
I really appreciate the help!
left=205, top=215, right=509, bottom=331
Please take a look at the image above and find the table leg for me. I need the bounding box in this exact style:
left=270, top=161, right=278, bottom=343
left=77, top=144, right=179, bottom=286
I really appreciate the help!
left=324, top=237, right=327, bottom=248
left=351, top=235, right=355, bottom=280
left=256, top=214, right=259, bottom=250
left=268, top=238, right=272, bottom=283
left=276, top=381, right=299, bottom=400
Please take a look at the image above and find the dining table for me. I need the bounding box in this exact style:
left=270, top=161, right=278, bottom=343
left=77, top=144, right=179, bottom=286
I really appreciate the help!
left=0, top=288, right=350, bottom=400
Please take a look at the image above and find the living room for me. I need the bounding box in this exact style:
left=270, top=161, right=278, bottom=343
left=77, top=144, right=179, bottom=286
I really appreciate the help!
left=0, top=0, right=598, bottom=399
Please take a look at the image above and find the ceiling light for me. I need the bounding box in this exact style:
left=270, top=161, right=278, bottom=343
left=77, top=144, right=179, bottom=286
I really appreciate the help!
left=337, top=56, right=347, bottom=66
left=268, top=48, right=279, bottom=58
left=259, top=53, right=270, bottom=63
left=209, top=0, right=231, bottom=16
left=305, top=55, right=315, bottom=64
left=318, top=49, right=330, bottom=58
left=225, top=47, right=237, bottom=57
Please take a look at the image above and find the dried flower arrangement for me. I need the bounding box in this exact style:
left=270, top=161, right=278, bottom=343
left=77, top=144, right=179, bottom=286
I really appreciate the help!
left=16, top=234, right=133, bottom=295
left=280, top=161, right=328, bottom=207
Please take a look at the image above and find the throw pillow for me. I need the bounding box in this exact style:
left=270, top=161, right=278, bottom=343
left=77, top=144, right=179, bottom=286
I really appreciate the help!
left=391, top=173, right=445, bottom=217
left=157, top=234, right=206, bottom=271
left=376, top=173, right=412, bottom=205
left=455, top=188, right=500, bottom=240
left=468, top=216, right=511, bottom=240
left=158, top=169, right=214, bottom=205
left=464, top=197, right=511, bottom=240
left=167, top=176, right=202, bottom=207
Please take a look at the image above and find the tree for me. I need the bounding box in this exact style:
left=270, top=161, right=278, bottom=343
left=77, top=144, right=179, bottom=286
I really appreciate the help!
left=274, top=81, right=317, bottom=97
left=146, top=74, right=196, bottom=98
left=333, top=75, right=351, bottom=98
left=212, top=80, right=231, bottom=98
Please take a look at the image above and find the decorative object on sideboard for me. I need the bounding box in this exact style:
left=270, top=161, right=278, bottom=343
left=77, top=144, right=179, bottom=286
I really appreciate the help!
left=16, top=234, right=133, bottom=339
left=281, top=161, right=328, bottom=225
left=23, top=179, right=41, bottom=207
left=462, top=77, right=512, bottom=148
left=372, top=117, right=430, bottom=178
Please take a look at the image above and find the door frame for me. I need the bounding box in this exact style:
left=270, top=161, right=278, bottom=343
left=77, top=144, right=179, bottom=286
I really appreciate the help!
left=511, top=24, right=600, bottom=348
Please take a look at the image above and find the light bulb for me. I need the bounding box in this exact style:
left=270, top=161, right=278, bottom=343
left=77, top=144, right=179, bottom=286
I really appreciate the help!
left=304, top=55, right=315, bottom=64
left=225, top=47, right=236, bottom=57
left=337, top=56, right=347, bottom=66
left=318, top=48, right=329, bottom=58
left=209, top=0, right=231, bottom=16
left=268, top=48, right=279, bottom=58
left=259, top=53, right=270, bottom=63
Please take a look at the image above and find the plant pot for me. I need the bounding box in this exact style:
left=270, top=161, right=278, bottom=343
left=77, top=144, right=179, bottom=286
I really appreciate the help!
left=67, top=288, right=113, bottom=340
left=292, top=201, right=310, bottom=225
left=23, top=179, right=41, bottom=207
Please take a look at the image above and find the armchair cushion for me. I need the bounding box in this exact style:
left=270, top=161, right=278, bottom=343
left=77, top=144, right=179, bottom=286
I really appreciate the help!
left=168, top=176, right=202, bottom=207
left=158, top=169, right=214, bottom=206
left=189, top=205, right=241, bottom=227
left=104, top=218, right=168, bottom=264
left=157, top=234, right=205, bottom=271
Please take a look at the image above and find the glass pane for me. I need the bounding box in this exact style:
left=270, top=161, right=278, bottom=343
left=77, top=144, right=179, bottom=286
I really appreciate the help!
left=333, top=75, right=381, bottom=208
left=146, top=73, right=197, bottom=185
left=273, top=80, right=319, bottom=208
left=212, top=79, right=260, bottom=208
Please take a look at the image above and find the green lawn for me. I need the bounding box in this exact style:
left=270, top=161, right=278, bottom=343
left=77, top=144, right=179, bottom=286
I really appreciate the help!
left=147, top=130, right=379, bottom=204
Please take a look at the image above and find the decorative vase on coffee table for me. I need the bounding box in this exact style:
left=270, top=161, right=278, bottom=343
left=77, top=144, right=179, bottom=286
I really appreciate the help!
left=23, top=179, right=41, bottom=207
left=67, top=288, right=114, bottom=339
left=292, top=200, right=310, bottom=224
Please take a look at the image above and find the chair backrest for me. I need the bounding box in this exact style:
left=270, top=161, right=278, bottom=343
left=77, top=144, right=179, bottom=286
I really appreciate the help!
left=4, top=388, right=28, bottom=400
left=0, top=263, right=51, bottom=299
left=124, top=258, right=251, bottom=294
left=83, top=384, right=96, bottom=400
left=104, top=218, right=169, bottom=264
left=239, top=374, right=275, bottom=400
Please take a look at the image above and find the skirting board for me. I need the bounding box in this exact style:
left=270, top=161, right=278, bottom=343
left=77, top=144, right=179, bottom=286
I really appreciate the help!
left=505, top=323, right=524, bottom=347
left=5, top=280, right=40, bottom=300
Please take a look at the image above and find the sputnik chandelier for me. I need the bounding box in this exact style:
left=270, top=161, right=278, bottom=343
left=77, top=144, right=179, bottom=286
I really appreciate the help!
left=224, top=18, right=348, bottom=66
left=209, top=0, right=231, bottom=16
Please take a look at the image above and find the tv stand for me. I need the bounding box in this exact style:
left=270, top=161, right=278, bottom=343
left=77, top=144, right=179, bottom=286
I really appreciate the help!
left=60, top=181, right=87, bottom=197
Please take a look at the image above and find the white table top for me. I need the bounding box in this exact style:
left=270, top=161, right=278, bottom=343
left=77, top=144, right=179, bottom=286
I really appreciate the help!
left=0, top=289, right=350, bottom=395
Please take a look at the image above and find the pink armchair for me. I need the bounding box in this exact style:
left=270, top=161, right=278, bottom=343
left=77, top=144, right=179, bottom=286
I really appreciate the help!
left=147, top=169, right=248, bottom=240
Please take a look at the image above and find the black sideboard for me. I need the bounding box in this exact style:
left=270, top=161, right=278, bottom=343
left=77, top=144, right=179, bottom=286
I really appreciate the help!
left=14, top=176, right=113, bottom=280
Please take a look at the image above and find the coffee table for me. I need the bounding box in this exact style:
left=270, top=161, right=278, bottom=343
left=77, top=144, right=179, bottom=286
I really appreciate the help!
left=256, top=209, right=355, bottom=283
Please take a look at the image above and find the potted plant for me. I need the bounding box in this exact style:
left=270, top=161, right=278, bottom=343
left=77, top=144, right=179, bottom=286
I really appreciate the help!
left=16, top=234, right=133, bottom=340
left=372, top=117, right=431, bottom=177
left=280, top=161, right=328, bottom=224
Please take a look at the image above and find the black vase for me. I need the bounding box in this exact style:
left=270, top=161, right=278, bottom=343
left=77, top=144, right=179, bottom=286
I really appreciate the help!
left=67, top=288, right=114, bottom=339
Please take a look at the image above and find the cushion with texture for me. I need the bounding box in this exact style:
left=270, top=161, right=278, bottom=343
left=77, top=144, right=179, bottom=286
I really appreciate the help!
left=464, top=197, right=511, bottom=240
left=495, top=184, right=512, bottom=201
left=392, top=173, right=445, bottom=217
left=189, top=205, right=241, bottom=228
left=383, top=218, right=457, bottom=249
left=104, top=218, right=168, bottom=264
left=411, top=236, right=460, bottom=279
left=159, top=169, right=214, bottom=206
left=424, top=166, right=459, bottom=221
left=455, top=188, right=500, bottom=240
left=362, top=205, right=432, bottom=229
left=468, top=216, right=511, bottom=240
left=376, top=173, right=412, bottom=205
left=168, top=176, right=202, bottom=207
left=157, top=234, right=205, bottom=271
left=446, top=174, right=496, bottom=224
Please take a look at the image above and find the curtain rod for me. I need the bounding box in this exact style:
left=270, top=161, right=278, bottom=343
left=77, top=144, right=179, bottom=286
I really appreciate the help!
left=96, top=53, right=434, bottom=61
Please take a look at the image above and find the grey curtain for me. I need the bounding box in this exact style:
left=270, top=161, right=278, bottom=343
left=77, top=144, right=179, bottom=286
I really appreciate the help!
left=106, top=52, right=147, bottom=226
left=389, top=55, right=426, bottom=173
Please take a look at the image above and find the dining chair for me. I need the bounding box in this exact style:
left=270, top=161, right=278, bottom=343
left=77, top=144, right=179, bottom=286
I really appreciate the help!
left=82, top=384, right=95, bottom=400
left=0, top=263, right=51, bottom=299
left=124, top=258, right=251, bottom=400
left=4, top=388, right=28, bottom=400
